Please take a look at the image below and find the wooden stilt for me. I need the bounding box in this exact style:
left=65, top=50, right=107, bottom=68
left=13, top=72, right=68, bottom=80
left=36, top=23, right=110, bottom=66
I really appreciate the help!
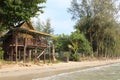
left=49, top=46, right=51, bottom=63
left=23, top=38, right=27, bottom=63
left=35, top=47, right=38, bottom=62
left=18, top=48, right=21, bottom=61
left=29, top=50, right=32, bottom=62
left=23, top=46, right=26, bottom=63
left=15, top=34, right=18, bottom=63
left=11, top=31, right=14, bottom=61
left=11, top=47, right=13, bottom=61
left=35, top=48, right=37, bottom=55
left=43, top=49, right=46, bottom=64
left=9, top=48, right=11, bottom=61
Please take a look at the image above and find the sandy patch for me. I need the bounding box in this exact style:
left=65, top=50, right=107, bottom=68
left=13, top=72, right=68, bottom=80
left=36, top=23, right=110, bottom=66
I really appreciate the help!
left=0, top=59, right=120, bottom=80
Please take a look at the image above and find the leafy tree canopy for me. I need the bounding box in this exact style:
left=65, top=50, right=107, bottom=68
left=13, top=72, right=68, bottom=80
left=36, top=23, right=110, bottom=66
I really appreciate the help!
left=0, top=0, right=46, bottom=30
left=54, top=34, right=70, bottom=52
left=69, top=30, right=91, bottom=54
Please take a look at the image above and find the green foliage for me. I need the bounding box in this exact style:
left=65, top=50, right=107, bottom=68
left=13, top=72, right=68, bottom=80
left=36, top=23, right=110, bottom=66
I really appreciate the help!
left=53, top=30, right=91, bottom=61
left=68, top=0, right=120, bottom=58
left=62, top=52, right=70, bottom=58
left=0, top=0, right=46, bottom=30
left=68, top=41, right=79, bottom=54
left=58, top=52, right=70, bottom=62
left=69, top=30, right=91, bottom=55
left=0, top=48, right=4, bottom=60
left=54, top=34, right=70, bottom=52
left=68, top=0, right=93, bottom=20
left=69, top=53, right=80, bottom=61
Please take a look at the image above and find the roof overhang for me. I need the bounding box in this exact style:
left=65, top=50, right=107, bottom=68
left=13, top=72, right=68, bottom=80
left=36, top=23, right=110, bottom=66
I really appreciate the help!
left=13, top=28, right=54, bottom=37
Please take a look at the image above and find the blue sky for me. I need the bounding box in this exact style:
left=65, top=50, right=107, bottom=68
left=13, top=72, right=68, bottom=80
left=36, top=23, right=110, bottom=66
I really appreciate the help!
left=32, top=0, right=75, bottom=35
left=31, top=0, right=120, bottom=35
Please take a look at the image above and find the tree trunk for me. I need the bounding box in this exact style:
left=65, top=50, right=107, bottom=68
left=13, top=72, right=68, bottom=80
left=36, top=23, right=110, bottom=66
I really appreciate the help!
left=18, top=48, right=21, bottom=61
left=29, top=50, right=32, bottom=62
left=23, top=38, right=27, bottom=63
left=52, top=44, right=56, bottom=61
left=43, top=49, right=46, bottom=64
left=15, top=33, right=18, bottom=63
left=90, top=31, right=94, bottom=57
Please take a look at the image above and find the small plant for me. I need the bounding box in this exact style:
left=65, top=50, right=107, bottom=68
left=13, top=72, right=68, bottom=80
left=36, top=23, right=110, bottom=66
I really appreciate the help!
left=70, top=53, right=80, bottom=61
left=0, top=48, right=4, bottom=60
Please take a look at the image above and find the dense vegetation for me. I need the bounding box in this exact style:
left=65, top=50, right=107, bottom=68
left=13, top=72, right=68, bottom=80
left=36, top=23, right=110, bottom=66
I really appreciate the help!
left=53, top=31, right=91, bottom=61
left=67, top=0, right=120, bottom=59
left=49, top=0, right=120, bottom=61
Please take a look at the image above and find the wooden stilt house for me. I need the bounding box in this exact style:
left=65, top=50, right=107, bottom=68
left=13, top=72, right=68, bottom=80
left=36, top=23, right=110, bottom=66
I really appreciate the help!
left=2, top=22, right=53, bottom=63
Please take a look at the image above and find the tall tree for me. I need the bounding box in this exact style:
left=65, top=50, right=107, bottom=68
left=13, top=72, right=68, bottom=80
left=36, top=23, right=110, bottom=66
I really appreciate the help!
left=34, top=18, right=44, bottom=32
left=42, top=19, right=54, bottom=34
left=68, top=0, right=120, bottom=58
left=0, top=0, right=46, bottom=30
left=35, top=18, right=54, bottom=34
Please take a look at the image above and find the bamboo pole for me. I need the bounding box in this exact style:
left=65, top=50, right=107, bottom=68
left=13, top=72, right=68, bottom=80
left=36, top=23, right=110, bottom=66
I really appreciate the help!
left=15, top=33, right=18, bottom=63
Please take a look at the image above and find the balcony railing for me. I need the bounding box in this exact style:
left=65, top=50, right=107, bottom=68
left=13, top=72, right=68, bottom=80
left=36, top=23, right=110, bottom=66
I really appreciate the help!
left=17, top=37, right=48, bottom=47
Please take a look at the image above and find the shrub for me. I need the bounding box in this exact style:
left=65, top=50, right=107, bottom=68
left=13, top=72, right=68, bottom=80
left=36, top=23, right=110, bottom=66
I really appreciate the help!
left=0, top=48, right=4, bottom=60
left=70, top=53, right=80, bottom=61
left=58, top=52, right=70, bottom=62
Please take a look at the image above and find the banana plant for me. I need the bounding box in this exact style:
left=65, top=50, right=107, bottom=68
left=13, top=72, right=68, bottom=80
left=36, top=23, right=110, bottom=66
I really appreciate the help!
left=68, top=41, right=79, bottom=54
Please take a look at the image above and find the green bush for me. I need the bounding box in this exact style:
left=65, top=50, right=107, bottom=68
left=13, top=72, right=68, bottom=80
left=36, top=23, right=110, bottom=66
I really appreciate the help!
left=70, top=53, right=80, bottom=61
left=58, top=52, right=70, bottom=62
left=0, top=48, right=4, bottom=60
